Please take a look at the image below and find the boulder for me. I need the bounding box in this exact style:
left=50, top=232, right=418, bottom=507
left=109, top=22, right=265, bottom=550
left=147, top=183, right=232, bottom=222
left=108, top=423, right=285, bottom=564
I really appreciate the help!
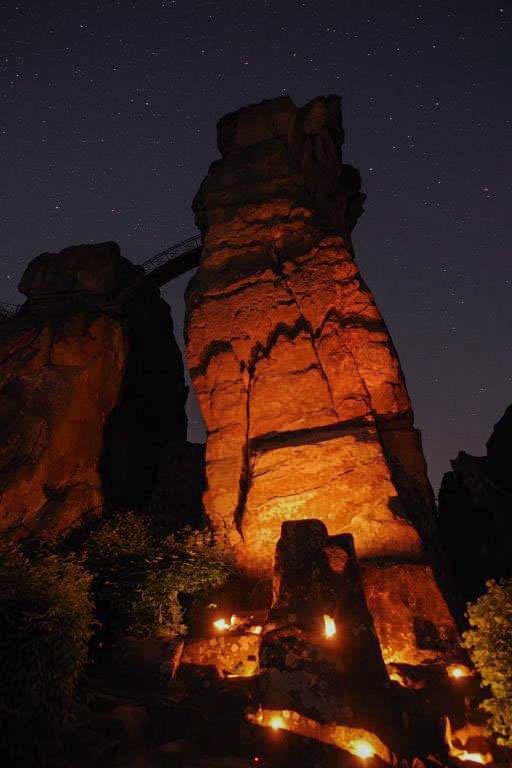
left=19, top=241, right=140, bottom=306
left=0, top=242, right=188, bottom=540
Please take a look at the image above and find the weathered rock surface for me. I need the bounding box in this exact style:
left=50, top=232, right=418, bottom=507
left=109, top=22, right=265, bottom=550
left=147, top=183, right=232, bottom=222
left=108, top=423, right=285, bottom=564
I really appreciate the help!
left=438, top=404, right=512, bottom=604
left=258, top=520, right=402, bottom=758
left=185, top=95, right=457, bottom=663
left=0, top=242, right=187, bottom=539
left=19, top=240, right=141, bottom=306
left=179, top=632, right=260, bottom=679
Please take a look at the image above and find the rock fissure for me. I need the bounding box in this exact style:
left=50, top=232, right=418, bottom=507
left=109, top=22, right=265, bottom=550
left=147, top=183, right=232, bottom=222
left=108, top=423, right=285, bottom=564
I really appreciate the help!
left=272, top=246, right=340, bottom=420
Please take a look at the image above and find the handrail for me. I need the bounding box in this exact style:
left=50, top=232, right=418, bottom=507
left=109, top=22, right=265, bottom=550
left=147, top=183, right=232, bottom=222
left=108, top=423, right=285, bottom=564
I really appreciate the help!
left=0, top=302, right=20, bottom=320
left=141, top=233, right=202, bottom=273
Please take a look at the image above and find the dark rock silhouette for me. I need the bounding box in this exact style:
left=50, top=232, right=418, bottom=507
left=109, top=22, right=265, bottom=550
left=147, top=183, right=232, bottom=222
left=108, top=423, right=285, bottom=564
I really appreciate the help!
left=438, top=404, right=512, bottom=605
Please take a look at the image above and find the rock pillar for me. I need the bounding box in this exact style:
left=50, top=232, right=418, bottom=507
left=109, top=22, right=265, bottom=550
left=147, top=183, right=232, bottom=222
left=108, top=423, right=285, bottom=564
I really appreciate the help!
left=255, top=520, right=403, bottom=760
left=185, top=94, right=458, bottom=664
left=0, top=241, right=187, bottom=539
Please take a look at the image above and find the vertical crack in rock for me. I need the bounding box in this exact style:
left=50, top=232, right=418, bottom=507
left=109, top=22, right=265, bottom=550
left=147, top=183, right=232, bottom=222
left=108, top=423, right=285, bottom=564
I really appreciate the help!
left=271, top=246, right=340, bottom=422
left=233, top=360, right=251, bottom=539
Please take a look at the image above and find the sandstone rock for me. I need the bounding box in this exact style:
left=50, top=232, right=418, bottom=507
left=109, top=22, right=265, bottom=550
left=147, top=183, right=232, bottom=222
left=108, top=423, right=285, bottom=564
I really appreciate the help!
left=0, top=310, right=125, bottom=538
left=19, top=240, right=140, bottom=307
left=185, top=95, right=456, bottom=664
left=438, top=404, right=512, bottom=604
left=360, top=563, right=459, bottom=665
left=258, top=521, right=403, bottom=757
left=0, top=242, right=188, bottom=540
left=179, top=632, right=260, bottom=679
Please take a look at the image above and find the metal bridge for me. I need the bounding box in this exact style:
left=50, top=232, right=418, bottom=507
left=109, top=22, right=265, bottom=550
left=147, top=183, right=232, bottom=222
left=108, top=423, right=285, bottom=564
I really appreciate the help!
left=0, top=233, right=202, bottom=321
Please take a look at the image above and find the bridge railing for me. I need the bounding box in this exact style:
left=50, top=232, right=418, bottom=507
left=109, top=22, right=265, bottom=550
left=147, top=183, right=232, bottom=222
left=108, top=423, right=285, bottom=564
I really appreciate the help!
left=141, top=233, right=202, bottom=274
left=0, top=302, right=20, bottom=321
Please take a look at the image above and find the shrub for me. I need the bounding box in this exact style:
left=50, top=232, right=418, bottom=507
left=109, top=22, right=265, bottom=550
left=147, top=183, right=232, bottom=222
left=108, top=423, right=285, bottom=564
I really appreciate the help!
left=463, top=578, right=512, bottom=747
left=0, top=547, right=94, bottom=758
left=85, top=511, right=232, bottom=638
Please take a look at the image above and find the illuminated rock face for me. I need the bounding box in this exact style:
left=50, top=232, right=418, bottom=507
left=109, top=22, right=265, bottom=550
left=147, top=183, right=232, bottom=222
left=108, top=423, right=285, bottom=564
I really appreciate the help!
left=0, top=242, right=187, bottom=539
left=180, top=632, right=260, bottom=679
left=185, top=95, right=458, bottom=664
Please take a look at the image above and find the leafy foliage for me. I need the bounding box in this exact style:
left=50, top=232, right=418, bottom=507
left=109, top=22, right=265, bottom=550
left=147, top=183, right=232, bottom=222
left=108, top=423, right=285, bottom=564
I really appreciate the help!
left=463, top=578, right=512, bottom=746
left=0, top=547, right=94, bottom=758
left=85, top=510, right=232, bottom=638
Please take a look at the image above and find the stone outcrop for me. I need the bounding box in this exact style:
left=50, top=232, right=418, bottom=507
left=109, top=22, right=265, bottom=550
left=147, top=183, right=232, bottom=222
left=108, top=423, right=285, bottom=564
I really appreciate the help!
left=258, top=521, right=402, bottom=758
left=438, top=404, right=512, bottom=604
left=185, top=94, right=458, bottom=664
left=0, top=241, right=187, bottom=540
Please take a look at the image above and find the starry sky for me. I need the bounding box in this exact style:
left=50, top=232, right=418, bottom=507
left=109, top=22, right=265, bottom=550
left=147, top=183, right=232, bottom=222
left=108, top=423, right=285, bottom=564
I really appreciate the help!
left=1, top=0, right=510, bottom=493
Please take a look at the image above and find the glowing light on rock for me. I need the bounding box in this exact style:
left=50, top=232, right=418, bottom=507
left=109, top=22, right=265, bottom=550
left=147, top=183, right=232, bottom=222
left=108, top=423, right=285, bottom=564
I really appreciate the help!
left=457, top=753, right=486, bottom=764
left=250, top=625, right=262, bottom=635
left=445, top=717, right=492, bottom=765
left=213, top=614, right=237, bottom=631
left=350, top=740, right=375, bottom=759
left=270, top=715, right=284, bottom=731
left=447, top=663, right=470, bottom=679
left=323, top=614, right=336, bottom=638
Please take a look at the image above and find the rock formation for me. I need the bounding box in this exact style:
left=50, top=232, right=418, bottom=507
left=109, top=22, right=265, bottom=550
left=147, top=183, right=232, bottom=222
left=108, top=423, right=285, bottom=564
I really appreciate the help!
left=258, top=521, right=403, bottom=758
left=185, top=94, right=458, bottom=664
left=438, top=404, right=512, bottom=604
left=0, top=241, right=188, bottom=540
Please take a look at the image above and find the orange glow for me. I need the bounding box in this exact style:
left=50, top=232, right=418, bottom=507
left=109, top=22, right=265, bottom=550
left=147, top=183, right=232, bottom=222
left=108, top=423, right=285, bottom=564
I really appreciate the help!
left=270, top=716, right=284, bottom=731
left=250, top=625, right=262, bottom=635
left=213, top=614, right=237, bottom=631
left=447, top=663, right=471, bottom=680
left=445, top=717, right=492, bottom=765
left=324, top=614, right=336, bottom=638
left=350, top=740, right=375, bottom=759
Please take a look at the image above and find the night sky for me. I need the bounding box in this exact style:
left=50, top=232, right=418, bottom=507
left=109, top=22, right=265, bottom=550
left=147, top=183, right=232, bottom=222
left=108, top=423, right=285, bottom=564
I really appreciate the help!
left=1, top=1, right=510, bottom=493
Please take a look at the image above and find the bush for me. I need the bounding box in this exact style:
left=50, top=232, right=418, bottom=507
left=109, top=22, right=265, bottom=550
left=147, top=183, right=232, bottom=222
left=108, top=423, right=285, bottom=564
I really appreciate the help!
left=463, top=578, right=512, bottom=746
left=0, top=547, right=94, bottom=758
left=85, top=511, right=232, bottom=638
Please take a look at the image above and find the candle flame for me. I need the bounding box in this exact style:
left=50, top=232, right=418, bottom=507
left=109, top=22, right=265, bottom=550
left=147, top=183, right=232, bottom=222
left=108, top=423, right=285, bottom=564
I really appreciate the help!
left=350, top=740, right=375, bottom=759
left=447, top=663, right=470, bottom=679
left=270, top=715, right=284, bottom=730
left=457, top=753, right=486, bottom=764
left=323, top=614, right=336, bottom=638
left=213, top=614, right=237, bottom=631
